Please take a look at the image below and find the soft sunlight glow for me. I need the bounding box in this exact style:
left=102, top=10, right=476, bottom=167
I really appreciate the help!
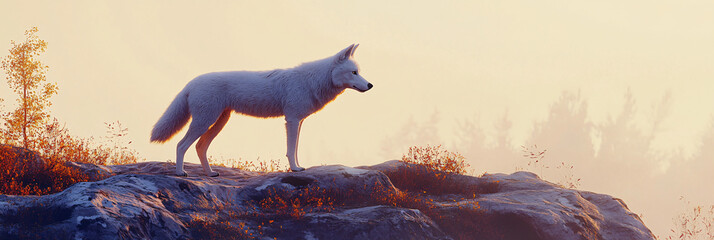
left=1, top=1, right=713, bottom=237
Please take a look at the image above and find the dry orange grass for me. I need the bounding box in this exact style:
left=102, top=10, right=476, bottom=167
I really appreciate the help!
left=210, top=156, right=288, bottom=173
left=251, top=184, right=336, bottom=219
left=186, top=213, right=252, bottom=240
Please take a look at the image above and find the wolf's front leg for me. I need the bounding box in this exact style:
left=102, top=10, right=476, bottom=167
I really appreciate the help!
left=286, top=119, right=306, bottom=172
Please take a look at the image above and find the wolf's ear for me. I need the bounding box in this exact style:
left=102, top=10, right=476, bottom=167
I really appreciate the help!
left=335, top=44, right=356, bottom=63
left=350, top=44, right=359, bottom=57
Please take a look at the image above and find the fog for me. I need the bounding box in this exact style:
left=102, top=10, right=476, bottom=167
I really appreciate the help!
left=381, top=89, right=714, bottom=234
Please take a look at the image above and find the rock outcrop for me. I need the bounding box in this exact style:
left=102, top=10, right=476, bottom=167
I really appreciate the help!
left=0, top=160, right=655, bottom=240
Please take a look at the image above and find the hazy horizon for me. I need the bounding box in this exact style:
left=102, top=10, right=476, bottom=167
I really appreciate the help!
left=2, top=1, right=713, bottom=237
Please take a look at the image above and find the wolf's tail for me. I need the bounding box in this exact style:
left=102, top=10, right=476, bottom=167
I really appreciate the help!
left=150, top=91, right=190, bottom=143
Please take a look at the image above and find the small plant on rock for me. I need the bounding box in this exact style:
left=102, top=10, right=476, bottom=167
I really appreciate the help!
left=386, top=145, right=482, bottom=196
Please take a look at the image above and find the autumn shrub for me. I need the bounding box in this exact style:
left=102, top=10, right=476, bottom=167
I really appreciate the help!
left=0, top=144, right=89, bottom=195
left=382, top=145, right=484, bottom=197
left=402, top=145, right=470, bottom=174
left=0, top=121, right=137, bottom=195
left=0, top=120, right=139, bottom=196
left=35, top=119, right=109, bottom=165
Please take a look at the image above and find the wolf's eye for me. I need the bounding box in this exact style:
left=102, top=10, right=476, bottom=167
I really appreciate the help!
left=352, top=71, right=358, bottom=75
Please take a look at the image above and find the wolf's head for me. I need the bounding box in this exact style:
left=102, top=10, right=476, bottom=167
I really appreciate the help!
left=331, top=44, right=373, bottom=92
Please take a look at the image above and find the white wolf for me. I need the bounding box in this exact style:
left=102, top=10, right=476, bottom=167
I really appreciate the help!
left=150, top=44, right=372, bottom=176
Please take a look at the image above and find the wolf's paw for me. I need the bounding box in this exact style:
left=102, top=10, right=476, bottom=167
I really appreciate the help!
left=290, top=167, right=306, bottom=172
left=208, top=171, right=220, bottom=177
left=176, top=171, right=188, bottom=177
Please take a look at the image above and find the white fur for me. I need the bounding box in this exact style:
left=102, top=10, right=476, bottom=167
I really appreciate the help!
left=151, top=44, right=372, bottom=175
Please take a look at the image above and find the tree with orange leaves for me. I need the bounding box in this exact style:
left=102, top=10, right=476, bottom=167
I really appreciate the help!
left=1, top=27, right=58, bottom=150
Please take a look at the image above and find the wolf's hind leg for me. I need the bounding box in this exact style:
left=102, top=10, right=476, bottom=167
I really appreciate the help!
left=196, top=109, right=231, bottom=177
left=175, top=111, right=219, bottom=176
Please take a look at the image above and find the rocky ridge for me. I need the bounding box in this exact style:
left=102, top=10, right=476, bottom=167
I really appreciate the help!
left=0, top=160, right=655, bottom=240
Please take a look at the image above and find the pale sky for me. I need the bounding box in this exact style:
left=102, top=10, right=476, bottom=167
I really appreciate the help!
left=2, top=1, right=713, bottom=237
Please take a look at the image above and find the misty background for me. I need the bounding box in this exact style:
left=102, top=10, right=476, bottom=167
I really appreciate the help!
left=1, top=1, right=713, bottom=237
